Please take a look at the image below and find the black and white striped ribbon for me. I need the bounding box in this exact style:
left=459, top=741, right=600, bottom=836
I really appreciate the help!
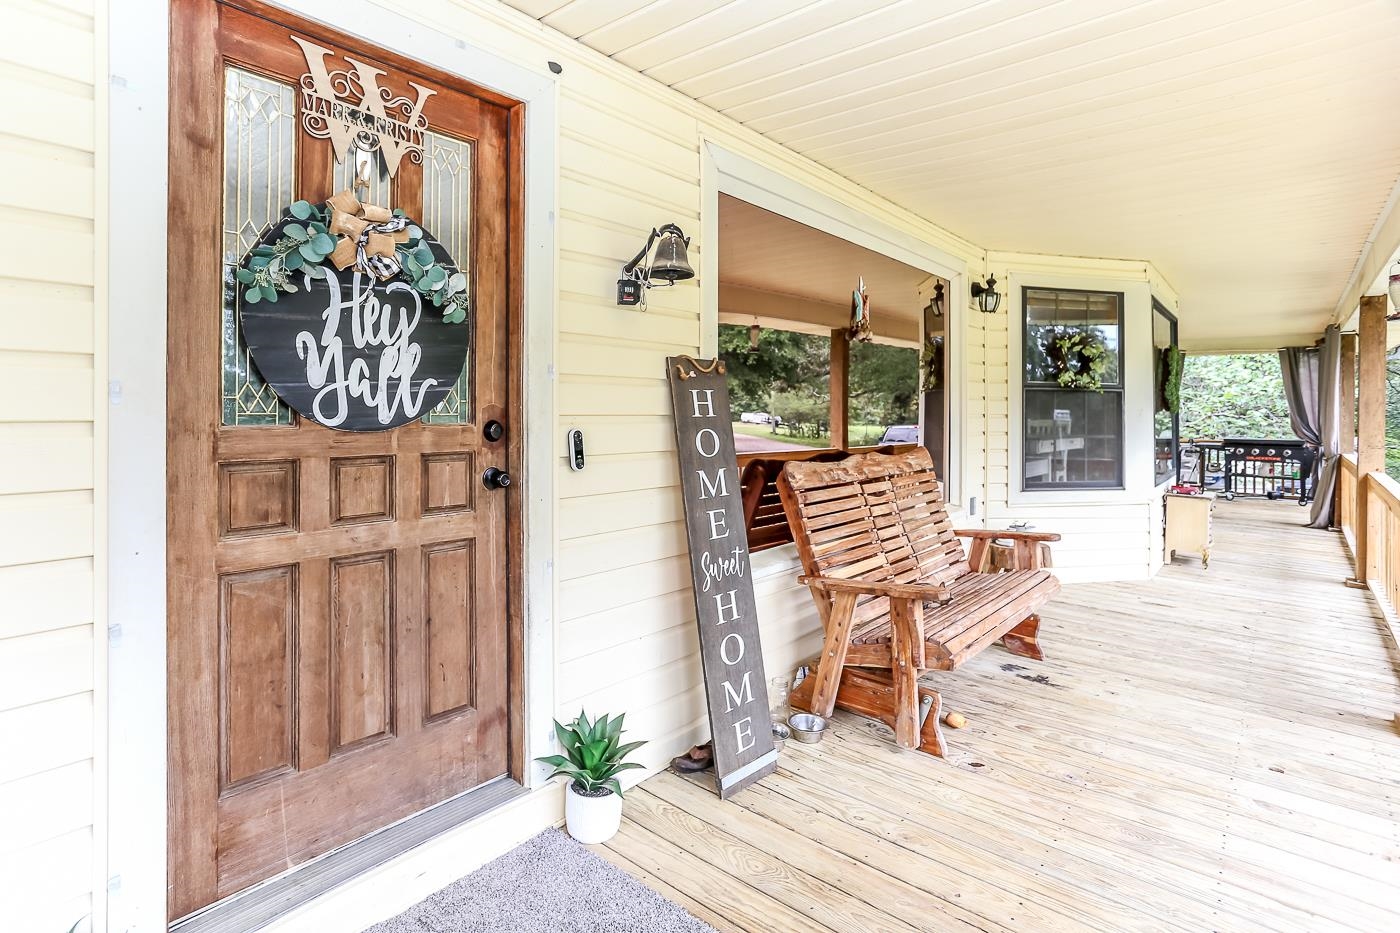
left=354, top=215, right=410, bottom=279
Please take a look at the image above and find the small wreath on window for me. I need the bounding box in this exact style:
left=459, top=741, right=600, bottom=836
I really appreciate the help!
left=1043, top=328, right=1109, bottom=391
left=1160, top=345, right=1184, bottom=413
left=235, top=189, right=469, bottom=324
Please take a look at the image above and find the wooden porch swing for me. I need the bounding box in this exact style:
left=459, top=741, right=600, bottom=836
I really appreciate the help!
left=782, top=448, right=1061, bottom=756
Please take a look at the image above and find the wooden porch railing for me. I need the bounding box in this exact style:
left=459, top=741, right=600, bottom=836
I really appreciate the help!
left=1338, top=452, right=1400, bottom=617
left=1365, top=469, right=1400, bottom=613
left=1339, top=453, right=1358, bottom=552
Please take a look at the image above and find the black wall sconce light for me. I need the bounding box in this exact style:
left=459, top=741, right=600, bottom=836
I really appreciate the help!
left=924, top=281, right=945, bottom=318
left=617, top=223, right=694, bottom=306
left=970, top=274, right=1000, bottom=314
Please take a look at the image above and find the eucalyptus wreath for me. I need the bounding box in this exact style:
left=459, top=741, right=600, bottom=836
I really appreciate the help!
left=235, top=197, right=469, bottom=324
left=1043, top=328, right=1109, bottom=391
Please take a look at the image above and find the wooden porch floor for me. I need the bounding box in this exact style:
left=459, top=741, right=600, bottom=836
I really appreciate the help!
left=595, top=499, right=1400, bottom=932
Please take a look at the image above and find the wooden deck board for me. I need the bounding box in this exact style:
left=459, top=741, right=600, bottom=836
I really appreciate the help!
left=602, top=500, right=1400, bottom=932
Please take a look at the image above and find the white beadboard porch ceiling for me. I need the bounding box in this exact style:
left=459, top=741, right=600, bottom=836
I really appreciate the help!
left=504, top=0, right=1400, bottom=351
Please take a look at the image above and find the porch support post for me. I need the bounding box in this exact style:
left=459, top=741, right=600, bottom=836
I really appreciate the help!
left=1349, top=294, right=1386, bottom=585
left=830, top=329, right=849, bottom=450
left=1340, top=332, right=1357, bottom=456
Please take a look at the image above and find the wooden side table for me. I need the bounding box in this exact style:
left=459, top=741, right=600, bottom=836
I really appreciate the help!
left=1165, top=491, right=1215, bottom=569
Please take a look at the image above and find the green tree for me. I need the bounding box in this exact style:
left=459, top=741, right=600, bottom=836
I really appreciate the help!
left=718, top=324, right=827, bottom=415
left=1179, top=354, right=1294, bottom=440
left=769, top=390, right=828, bottom=437
left=849, top=341, right=918, bottom=427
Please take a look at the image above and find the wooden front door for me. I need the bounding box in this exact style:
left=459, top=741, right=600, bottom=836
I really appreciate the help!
left=167, top=0, right=523, bottom=918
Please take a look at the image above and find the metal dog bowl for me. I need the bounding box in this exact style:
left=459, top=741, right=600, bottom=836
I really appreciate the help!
left=787, top=712, right=828, bottom=744
left=770, top=722, right=790, bottom=751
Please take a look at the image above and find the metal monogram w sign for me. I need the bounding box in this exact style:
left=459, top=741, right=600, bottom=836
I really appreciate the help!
left=667, top=356, right=777, bottom=799
left=292, top=35, right=434, bottom=179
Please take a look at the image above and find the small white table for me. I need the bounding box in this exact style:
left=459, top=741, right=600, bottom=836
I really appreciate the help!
left=1165, top=491, right=1215, bottom=569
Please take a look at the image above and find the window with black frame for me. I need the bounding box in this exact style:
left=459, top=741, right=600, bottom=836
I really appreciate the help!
left=1023, top=288, right=1125, bottom=490
left=1152, top=301, right=1180, bottom=485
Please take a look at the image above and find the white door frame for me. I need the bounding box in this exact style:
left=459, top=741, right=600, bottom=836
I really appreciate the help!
left=698, top=139, right=970, bottom=507
left=106, top=2, right=558, bottom=929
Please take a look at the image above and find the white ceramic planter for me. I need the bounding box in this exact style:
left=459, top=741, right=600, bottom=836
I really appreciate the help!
left=565, top=782, right=623, bottom=844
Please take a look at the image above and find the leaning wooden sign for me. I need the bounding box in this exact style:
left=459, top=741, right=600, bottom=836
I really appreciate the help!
left=666, top=356, right=778, bottom=798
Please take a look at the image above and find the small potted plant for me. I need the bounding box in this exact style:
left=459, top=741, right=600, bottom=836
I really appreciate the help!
left=536, top=710, right=646, bottom=844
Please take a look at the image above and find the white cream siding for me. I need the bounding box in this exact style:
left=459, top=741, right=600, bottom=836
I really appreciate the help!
left=364, top=0, right=995, bottom=767
left=0, top=0, right=1196, bottom=929
left=0, top=0, right=105, bottom=930
left=551, top=82, right=711, bottom=756
left=382, top=2, right=1185, bottom=760
left=985, top=253, right=1180, bottom=583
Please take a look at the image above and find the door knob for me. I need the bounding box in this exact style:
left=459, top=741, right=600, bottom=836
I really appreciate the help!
left=482, top=467, right=512, bottom=490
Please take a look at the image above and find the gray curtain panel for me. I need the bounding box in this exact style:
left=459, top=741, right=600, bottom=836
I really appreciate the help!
left=1307, top=326, right=1341, bottom=528
left=1279, top=346, right=1320, bottom=448
left=1279, top=327, right=1340, bottom=528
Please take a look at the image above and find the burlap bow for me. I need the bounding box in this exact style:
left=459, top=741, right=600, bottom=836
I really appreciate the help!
left=326, top=189, right=412, bottom=281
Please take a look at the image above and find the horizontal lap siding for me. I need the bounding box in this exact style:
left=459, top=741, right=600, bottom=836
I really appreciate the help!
left=0, top=0, right=101, bottom=929
left=365, top=0, right=987, bottom=773
left=752, top=569, right=825, bottom=689
left=985, top=256, right=1171, bottom=581
left=4, top=0, right=1186, bottom=927
left=553, top=74, right=709, bottom=760
left=965, top=307, right=991, bottom=514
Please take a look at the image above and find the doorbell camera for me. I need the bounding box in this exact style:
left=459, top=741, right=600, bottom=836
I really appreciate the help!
left=566, top=428, right=586, bottom=472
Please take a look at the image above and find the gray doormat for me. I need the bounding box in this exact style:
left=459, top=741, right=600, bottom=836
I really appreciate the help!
left=363, top=828, right=717, bottom=933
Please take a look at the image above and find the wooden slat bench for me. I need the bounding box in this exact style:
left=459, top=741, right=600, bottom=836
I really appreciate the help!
left=780, top=448, right=1061, bottom=756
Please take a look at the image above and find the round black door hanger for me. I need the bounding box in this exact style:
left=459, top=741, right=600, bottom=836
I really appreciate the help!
left=238, top=217, right=469, bottom=431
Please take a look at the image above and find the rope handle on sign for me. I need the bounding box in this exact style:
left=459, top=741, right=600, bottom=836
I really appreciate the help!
left=673, top=355, right=727, bottom=380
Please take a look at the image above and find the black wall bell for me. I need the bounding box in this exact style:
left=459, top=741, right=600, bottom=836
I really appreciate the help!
left=617, top=223, right=694, bottom=306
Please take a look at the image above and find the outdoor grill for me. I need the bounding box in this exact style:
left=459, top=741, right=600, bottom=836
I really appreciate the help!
left=1185, top=438, right=1314, bottom=503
